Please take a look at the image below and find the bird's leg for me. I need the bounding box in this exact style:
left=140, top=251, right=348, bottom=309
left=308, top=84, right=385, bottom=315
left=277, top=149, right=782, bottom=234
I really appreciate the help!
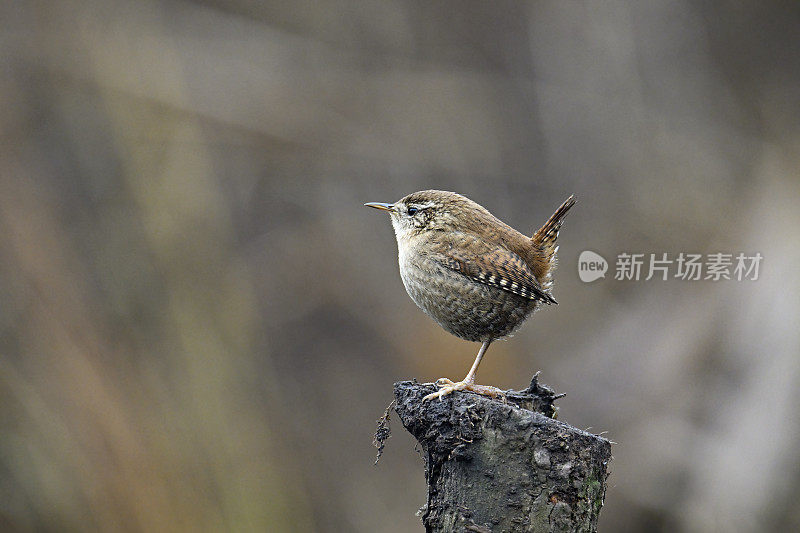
left=423, top=340, right=504, bottom=401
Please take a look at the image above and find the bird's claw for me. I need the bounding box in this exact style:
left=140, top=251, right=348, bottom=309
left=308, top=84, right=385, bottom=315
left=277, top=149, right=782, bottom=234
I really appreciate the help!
left=423, top=378, right=505, bottom=401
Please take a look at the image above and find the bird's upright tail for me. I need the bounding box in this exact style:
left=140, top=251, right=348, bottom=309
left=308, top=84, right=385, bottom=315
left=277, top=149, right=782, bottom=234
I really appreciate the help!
left=531, top=195, right=576, bottom=286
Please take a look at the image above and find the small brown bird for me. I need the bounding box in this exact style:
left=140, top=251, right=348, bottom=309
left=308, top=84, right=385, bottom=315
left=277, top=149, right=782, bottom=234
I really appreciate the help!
left=366, top=190, right=575, bottom=401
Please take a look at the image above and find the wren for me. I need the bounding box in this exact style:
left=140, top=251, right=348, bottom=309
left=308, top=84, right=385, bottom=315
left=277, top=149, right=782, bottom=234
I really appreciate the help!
left=366, top=190, right=576, bottom=401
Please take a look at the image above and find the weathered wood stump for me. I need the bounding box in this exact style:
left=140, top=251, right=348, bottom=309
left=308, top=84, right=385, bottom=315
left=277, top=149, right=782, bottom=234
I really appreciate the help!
left=392, top=375, right=611, bottom=532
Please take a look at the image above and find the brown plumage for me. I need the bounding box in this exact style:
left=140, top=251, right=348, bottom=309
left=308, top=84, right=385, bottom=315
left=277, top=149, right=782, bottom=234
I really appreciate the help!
left=365, top=190, right=575, bottom=400
left=532, top=195, right=576, bottom=287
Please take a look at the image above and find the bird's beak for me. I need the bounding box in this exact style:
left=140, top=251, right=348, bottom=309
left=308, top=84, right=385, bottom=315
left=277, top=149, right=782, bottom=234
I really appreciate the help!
left=364, top=202, right=396, bottom=212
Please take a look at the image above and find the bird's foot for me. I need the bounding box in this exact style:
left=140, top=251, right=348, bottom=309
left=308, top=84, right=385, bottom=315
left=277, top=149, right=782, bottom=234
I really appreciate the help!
left=422, top=378, right=505, bottom=401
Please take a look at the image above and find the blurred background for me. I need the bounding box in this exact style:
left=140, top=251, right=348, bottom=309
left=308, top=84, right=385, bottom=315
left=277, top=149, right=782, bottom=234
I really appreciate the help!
left=1, top=1, right=799, bottom=531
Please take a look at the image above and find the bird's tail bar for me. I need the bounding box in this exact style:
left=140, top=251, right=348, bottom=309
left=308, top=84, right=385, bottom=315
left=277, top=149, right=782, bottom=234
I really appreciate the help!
left=532, top=195, right=576, bottom=250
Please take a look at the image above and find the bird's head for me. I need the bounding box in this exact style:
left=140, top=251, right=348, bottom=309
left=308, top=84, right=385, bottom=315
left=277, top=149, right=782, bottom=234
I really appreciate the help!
left=365, top=190, right=491, bottom=242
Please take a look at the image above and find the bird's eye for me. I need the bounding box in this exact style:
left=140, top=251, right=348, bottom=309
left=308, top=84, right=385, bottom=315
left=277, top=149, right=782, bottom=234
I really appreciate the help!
left=407, top=206, right=418, bottom=216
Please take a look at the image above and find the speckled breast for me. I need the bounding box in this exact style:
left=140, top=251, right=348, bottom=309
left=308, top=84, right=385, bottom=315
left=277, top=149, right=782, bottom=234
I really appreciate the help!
left=399, top=252, right=539, bottom=342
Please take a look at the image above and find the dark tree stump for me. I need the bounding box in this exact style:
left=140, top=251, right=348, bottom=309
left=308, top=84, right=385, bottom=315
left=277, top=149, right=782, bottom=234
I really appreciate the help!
left=393, top=375, right=611, bottom=533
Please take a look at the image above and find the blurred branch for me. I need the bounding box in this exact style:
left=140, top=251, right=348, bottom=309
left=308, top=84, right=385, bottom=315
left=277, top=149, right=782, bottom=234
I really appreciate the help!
left=393, top=376, right=611, bottom=532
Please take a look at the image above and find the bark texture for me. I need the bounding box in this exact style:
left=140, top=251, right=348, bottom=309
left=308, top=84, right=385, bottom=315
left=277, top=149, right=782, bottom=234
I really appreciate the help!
left=393, top=376, right=611, bottom=533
